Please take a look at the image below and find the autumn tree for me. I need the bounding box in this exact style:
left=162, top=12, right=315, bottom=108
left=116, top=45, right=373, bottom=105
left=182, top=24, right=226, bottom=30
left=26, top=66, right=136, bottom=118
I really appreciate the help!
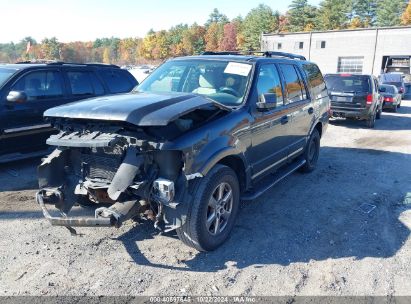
left=376, top=0, right=407, bottom=26
left=351, top=0, right=377, bottom=27
left=40, top=37, right=60, bottom=60
left=220, top=23, right=238, bottom=51
left=241, top=4, right=279, bottom=50
left=205, top=23, right=223, bottom=51
left=401, top=0, right=411, bottom=24
left=182, top=23, right=206, bottom=55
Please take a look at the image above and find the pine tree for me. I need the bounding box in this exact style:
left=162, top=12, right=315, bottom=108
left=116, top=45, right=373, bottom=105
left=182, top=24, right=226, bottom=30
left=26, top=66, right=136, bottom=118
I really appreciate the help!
left=287, top=0, right=318, bottom=32
left=316, top=0, right=352, bottom=30
left=352, top=0, right=377, bottom=26
left=376, top=0, right=407, bottom=26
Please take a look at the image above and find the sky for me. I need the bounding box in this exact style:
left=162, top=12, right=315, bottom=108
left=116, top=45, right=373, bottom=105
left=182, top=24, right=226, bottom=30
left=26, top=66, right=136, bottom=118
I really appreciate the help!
left=0, top=0, right=321, bottom=43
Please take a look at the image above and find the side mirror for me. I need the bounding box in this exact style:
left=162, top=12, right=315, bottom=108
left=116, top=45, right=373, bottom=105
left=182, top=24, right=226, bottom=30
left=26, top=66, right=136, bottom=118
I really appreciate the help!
left=379, top=87, right=386, bottom=93
left=7, top=91, right=28, bottom=103
left=256, top=93, right=277, bottom=110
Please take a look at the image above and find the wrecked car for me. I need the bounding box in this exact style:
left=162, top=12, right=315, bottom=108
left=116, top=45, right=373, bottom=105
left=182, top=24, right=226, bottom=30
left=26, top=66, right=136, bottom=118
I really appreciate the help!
left=37, top=51, right=330, bottom=251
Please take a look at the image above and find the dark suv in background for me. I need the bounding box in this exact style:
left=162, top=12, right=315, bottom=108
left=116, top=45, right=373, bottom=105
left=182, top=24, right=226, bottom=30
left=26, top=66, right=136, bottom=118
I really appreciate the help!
left=0, top=62, right=137, bottom=162
left=324, top=74, right=383, bottom=128
left=36, top=51, right=330, bottom=251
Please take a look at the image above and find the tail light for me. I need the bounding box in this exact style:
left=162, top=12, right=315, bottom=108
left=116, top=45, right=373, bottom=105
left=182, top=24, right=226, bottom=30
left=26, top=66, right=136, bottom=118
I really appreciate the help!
left=384, top=97, right=394, bottom=102
left=366, top=94, right=373, bottom=105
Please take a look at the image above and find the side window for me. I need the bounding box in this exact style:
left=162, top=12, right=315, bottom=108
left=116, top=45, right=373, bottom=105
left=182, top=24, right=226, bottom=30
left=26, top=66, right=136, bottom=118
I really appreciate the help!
left=279, top=64, right=306, bottom=103
left=256, top=64, right=284, bottom=106
left=67, top=71, right=94, bottom=96
left=302, top=63, right=326, bottom=97
left=89, top=72, right=105, bottom=95
left=101, top=69, right=134, bottom=93
left=12, top=71, right=64, bottom=101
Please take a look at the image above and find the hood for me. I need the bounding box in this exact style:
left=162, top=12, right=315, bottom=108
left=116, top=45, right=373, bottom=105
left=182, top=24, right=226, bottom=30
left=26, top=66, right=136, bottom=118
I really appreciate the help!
left=44, top=92, right=230, bottom=126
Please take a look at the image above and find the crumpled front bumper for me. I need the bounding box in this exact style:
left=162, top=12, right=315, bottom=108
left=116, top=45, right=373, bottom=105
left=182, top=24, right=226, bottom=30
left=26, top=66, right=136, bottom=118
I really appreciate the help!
left=36, top=189, right=116, bottom=228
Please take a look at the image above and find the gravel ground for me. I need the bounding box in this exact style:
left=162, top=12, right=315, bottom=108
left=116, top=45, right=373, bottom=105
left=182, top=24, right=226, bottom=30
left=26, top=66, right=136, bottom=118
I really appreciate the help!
left=0, top=101, right=410, bottom=297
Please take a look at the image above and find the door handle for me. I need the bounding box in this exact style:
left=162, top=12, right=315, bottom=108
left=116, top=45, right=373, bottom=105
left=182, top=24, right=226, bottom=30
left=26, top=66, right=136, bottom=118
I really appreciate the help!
left=281, top=115, right=289, bottom=125
left=308, top=107, right=314, bottom=114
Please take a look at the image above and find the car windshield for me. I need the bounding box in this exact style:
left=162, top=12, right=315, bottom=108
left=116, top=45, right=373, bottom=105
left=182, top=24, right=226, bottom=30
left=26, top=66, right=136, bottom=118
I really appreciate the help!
left=324, top=75, right=371, bottom=93
left=135, top=59, right=252, bottom=106
left=381, top=85, right=396, bottom=94
left=0, top=68, right=17, bottom=87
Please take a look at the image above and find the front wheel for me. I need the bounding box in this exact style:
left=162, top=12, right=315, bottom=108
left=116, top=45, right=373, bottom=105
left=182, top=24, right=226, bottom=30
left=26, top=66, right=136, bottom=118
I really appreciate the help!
left=300, top=129, right=320, bottom=173
left=176, top=165, right=240, bottom=251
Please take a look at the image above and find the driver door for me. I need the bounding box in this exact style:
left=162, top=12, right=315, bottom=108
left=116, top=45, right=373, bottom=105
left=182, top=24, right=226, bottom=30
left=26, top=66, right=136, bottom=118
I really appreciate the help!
left=0, top=69, right=65, bottom=155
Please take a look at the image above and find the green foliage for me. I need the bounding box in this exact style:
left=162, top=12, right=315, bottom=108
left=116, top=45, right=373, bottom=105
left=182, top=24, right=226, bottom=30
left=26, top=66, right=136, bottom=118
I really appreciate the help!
left=41, top=37, right=60, bottom=60
left=316, top=0, right=352, bottom=30
left=376, top=0, right=407, bottom=26
left=205, top=8, right=229, bottom=27
left=287, top=0, right=318, bottom=32
left=241, top=4, right=279, bottom=51
left=352, top=0, right=377, bottom=26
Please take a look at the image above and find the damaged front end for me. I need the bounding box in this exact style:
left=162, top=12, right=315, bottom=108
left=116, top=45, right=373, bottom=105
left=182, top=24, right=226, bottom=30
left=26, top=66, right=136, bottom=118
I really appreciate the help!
left=37, top=127, right=190, bottom=233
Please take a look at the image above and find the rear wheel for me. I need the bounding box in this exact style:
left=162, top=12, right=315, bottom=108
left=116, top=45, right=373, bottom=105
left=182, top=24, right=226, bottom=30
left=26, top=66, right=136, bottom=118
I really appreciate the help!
left=300, top=129, right=320, bottom=173
left=366, top=110, right=376, bottom=128
left=176, top=165, right=240, bottom=251
left=392, top=105, right=398, bottom=113
left=376, top=105, right=382, bottom=119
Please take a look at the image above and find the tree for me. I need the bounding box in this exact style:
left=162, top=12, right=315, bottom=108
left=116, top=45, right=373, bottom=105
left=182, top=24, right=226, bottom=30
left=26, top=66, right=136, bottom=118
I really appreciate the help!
left=220, top=23, right=238, bottom=51
left=205, top=22, right=221, bottom=51
left=352, top=0, right=377, bottom=26
left=205, top=8, right=229, bottom=27
left=376, top=0, right=406, bottom=26
left=287, top=0, right=318, bottom=32
left=316, top=0, right=352, bottom=30
left=401, top=0, right=411, bottom=24
left=40, top=37, right=60, bottom=60
left=182, top=23, right=206, bottom=55
left=102, top=47, right=110, bottom=63
left=241, top=4, right=279, bottom=51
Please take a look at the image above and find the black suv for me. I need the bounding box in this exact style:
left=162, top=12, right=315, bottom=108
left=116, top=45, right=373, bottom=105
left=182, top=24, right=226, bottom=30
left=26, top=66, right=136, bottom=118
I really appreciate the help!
left=0, top=62, right=137, bottom=162
left=36, top=52, right=330, bottom=251
left=324, top=74, right=383, bottom=128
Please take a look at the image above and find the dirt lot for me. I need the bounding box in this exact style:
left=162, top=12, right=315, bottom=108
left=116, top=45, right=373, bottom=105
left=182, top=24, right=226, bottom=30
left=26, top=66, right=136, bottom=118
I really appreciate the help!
left=0, top=101, right=410, bottom=297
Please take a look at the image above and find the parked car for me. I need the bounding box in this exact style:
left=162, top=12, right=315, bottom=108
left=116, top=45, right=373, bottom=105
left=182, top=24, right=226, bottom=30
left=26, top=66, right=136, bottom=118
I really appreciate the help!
left=379, top=84, right=402, bottom=112
left=0, top=62, right=138, bottom=162
left=36, top=51, right=330, bottom=251
left=380, top=73, right=406, bottom=97
left=324, top=74, right=383, bottom=128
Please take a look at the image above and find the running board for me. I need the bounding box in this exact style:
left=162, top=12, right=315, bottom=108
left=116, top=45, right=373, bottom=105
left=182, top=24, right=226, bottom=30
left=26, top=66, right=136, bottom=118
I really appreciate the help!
left=241, top=159, right=306, bottom=201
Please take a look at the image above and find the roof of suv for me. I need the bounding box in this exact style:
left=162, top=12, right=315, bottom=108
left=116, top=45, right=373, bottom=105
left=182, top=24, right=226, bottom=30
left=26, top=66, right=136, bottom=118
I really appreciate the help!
left=172, top=51, right=308, bottom=64
left=0, top=62, right=120, bottom=70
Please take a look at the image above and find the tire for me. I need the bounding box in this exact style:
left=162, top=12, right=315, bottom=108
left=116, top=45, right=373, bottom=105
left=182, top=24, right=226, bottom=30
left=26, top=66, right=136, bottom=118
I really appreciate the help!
left=376, top=106, right=382, bottom=119
left=366, top=111, right=376, bottom=128
left=392, top=105, right=398, bottom=113
left=300, top=129, right=320, bottom=173
left=397, top=101, right=401, bottom=108
left=176, top=164, right=240, bottom=251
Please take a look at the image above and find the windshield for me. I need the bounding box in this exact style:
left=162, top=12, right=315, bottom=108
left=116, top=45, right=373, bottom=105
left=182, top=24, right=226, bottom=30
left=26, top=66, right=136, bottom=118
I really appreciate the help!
left=0, top=68, right=17, bottom=87
left=324, top=75, right=371, bottom=93
left=136, top=59, right=252, bottom=106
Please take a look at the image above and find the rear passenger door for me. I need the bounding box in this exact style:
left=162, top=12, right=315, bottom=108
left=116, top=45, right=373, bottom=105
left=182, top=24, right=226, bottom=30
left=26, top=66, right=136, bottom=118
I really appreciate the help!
left=278, top=64, right=313, bottom=158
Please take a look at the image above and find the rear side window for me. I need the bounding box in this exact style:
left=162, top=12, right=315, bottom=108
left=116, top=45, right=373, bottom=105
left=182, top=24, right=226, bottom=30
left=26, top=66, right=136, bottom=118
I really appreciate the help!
left=12, top=70, right=64, bottom=101
left=302, top=63, right=326, bottom=97
left=89, top=73, right=105, bottom=95
left=278, top=64, right=307, bottom=103
left=324, top=75, right=371, bottom=93
left=101, top=69, right=134, bottom=93
left=67, top=71, right=94, bottom=96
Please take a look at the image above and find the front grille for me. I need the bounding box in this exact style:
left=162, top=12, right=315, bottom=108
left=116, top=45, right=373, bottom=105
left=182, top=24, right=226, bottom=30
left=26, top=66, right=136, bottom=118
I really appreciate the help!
left=81, top=153, right=122, bottom=181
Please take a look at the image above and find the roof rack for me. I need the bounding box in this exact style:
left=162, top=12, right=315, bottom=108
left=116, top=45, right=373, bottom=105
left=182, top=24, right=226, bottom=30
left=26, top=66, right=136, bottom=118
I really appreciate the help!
left=201, top=51, right=306, bottom=61
left=15, top=60, right=119, bottom=68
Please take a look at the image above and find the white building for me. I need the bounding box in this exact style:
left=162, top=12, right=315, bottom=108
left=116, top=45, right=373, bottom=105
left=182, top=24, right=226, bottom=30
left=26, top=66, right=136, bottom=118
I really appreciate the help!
left=261, top=26, right=411, bottom=78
